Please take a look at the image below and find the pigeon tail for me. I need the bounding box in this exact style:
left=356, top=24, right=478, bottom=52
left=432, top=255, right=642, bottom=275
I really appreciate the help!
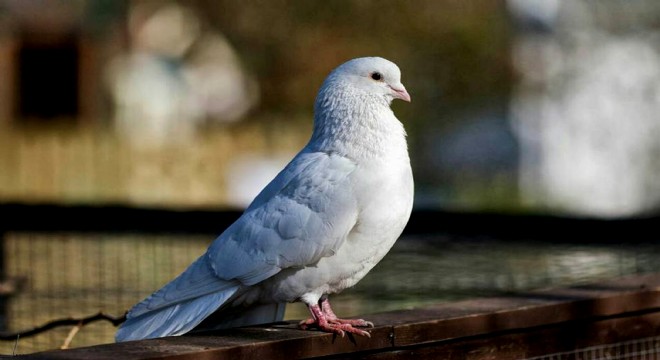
left=115, top=255, right=242, bottom=342
left=115, top=286, right=239, bottom=342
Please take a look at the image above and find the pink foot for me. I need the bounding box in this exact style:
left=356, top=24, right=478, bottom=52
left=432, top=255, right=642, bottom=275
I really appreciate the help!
left=299, top=298, right=373, bottom=337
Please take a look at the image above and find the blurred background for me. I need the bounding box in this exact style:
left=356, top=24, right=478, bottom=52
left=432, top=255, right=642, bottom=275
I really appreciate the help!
left=1, top=0, right=659, bottom=354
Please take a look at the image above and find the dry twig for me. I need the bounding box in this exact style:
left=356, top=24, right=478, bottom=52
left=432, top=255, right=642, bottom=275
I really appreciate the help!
left=0, top=312, right=126, bottom=341
left=60, top=321, right=83, bottom=349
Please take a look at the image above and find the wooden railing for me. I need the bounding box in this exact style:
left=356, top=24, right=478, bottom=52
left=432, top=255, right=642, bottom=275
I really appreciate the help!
left=14, top=274, right=660, bottom=359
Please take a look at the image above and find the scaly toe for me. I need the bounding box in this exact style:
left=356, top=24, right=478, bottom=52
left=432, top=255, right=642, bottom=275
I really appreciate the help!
left=328, top=318, right=374, bottom=328
left=323, top=322, right=371, bottom=337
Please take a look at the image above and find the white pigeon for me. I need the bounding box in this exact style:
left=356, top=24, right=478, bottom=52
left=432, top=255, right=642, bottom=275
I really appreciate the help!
left=115, top=56, right=413, bottom=341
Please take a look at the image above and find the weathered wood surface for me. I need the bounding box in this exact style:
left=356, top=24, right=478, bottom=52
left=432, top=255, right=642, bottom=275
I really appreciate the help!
left=14, top=273, right=660, bottom=359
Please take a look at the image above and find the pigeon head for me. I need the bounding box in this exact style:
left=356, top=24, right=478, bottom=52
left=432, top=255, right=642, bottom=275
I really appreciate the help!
left=311, top=57, right=410, bottom=158
left=319, top=57, right=411, bottom=107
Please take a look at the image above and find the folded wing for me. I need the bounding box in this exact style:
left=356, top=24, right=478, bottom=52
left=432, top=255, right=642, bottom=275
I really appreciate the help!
left=116, top=151, right=359, bottom=341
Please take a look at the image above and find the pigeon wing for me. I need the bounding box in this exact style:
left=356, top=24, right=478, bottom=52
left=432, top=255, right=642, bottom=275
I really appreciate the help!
left=209, top=150, right=359, bottom=285
left=116, top=151, right=358, bottom=341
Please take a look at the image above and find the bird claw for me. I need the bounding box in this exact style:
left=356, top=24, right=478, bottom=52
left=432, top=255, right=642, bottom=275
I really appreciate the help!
left=300, top=300, right=373, bottom=337
left=319, top=321, right=370, bottom=338
left=330, top=318, right=374, bottom=328
left=298, top=317, right=373, bottom=337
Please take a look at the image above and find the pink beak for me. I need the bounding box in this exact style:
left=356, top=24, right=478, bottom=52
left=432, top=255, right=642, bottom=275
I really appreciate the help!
left=390, top=85, right=411, bottom=102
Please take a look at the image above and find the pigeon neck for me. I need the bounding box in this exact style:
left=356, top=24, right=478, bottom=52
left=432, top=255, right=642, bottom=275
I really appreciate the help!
left=310, top=86, right=408, bottom=161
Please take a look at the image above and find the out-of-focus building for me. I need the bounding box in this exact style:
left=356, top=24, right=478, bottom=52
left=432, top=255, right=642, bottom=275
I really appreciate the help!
left=509, top=0, right=660, bottom=217
left=0, top=1, right=258, bottom=136
left=0, top=0, right=122, bottom=124
left=0, top=0, right=270, bottom=208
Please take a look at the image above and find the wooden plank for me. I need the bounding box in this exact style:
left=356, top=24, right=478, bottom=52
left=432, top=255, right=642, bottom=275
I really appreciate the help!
left=350, top=312, right=660, bottom=360
left=387, top=273, right=660, bottom=347
left=15, top=274, right=660, bottom=359
left=16, top=325, right=392, bottom=360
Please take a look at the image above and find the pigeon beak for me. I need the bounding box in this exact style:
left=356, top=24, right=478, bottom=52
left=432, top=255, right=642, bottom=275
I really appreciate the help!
left=389, top=84, right=411, bottom=102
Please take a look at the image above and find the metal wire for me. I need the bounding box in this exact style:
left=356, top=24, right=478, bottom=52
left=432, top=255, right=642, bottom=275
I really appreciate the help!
left=524, top=336, right=660, bottom=360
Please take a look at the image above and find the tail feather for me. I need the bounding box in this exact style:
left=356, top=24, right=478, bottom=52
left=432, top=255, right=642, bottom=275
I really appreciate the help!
left=194, top=302, right=287, bottom=333
left=127, top=255, right=235, bottom=319
left=115, top=287, right=239, bottom=342
left=115, top=244, right=289, bottom=342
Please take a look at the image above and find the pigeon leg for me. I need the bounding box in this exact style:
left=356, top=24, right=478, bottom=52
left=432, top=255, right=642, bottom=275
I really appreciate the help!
left=298, top=298, right=372, bottom=337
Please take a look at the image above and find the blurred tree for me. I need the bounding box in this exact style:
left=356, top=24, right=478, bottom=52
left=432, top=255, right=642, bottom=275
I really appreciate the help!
left=189, top=0, right=512, bottom=122
left=188, top=0, right=515, bottom=209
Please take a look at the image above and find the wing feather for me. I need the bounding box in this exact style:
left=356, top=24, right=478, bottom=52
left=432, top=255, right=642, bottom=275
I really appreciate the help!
left=209, top=151, right=359, bottom=285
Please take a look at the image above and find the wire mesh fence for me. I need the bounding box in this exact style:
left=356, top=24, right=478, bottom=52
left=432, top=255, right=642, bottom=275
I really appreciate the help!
left=3, top=232, right=210, bottom=354
left=524, top=336, right=660, bottom=360
left=2, top=228, right=660, bottom=355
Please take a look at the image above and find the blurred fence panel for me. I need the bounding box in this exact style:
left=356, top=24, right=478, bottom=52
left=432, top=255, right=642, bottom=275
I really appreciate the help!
left=3, top=232, right=210, bottom=354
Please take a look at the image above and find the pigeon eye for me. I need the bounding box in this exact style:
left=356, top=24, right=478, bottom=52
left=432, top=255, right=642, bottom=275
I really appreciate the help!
left=370, top=72, right=383, bottom=81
